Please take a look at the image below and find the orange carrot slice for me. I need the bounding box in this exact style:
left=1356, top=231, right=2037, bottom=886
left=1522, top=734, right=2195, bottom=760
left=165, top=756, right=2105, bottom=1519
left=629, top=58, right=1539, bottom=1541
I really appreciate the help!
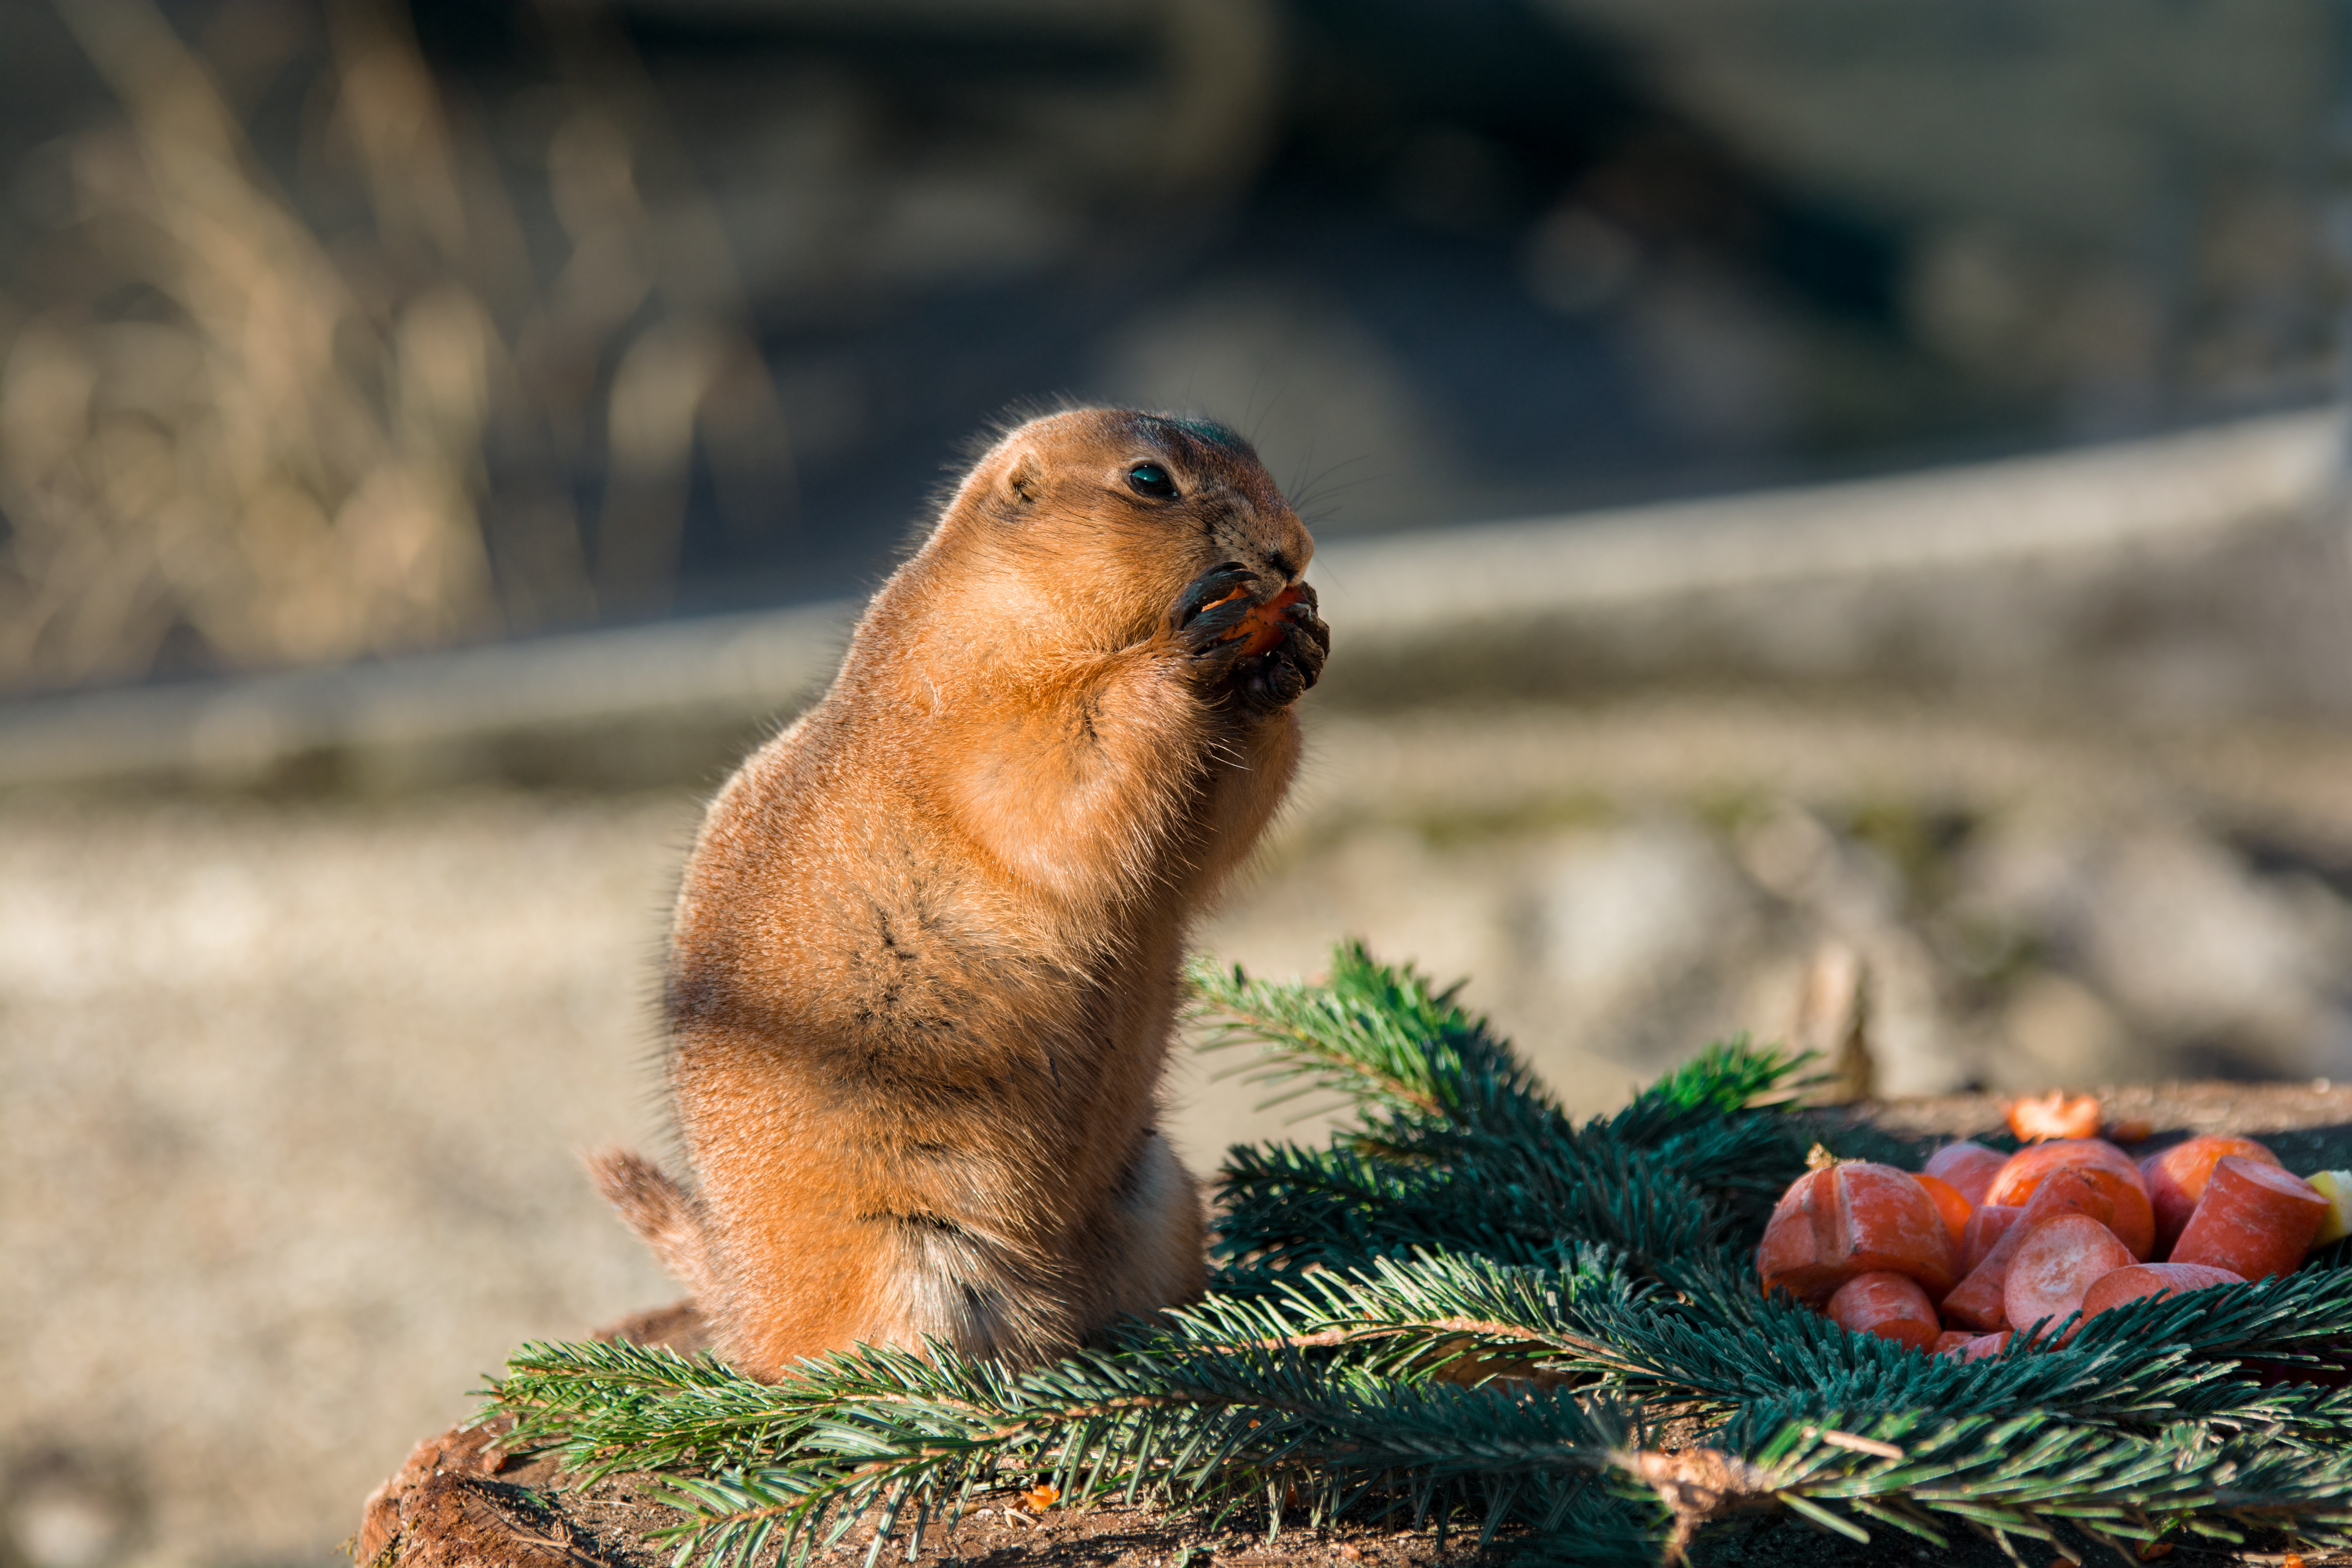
left=1984, top=1138, right=2145, bottom=1209
left=1938, top=1330, right=2010, bottom=1363
left=1827, top=1270, right=1941, bottom=1348
left=2170, top=1156, right=2327, bottom=1281
left=2140, top=1136, right=2282, bottom=1257
left=2004, top=1214, right=2135, bottom=1340
left=2078, top=1262, right=2244, bottom=1323
left=1960, top=1204, right=2022, bottom=1274
left=1226, top=584, right=1303, bottom=658
left=2059, top=1165, right=2153, bottom=1260
left=1940, top=1168, right=2145, bottom=1328
left=1756, top=1162, right=1958, bottom=1305
left=1924, top=1141, right=2006, bottom=1207
left=2008, top=1089, right=2103, bottom=1142
left=1913, top=1174, right=1973, bottom=1247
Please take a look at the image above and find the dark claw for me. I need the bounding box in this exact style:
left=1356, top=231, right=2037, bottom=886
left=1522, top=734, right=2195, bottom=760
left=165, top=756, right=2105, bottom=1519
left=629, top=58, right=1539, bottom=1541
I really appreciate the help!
left=1281, top=597, right=1330, bottom=655
left=1184, top=594, right=1254, bottom=650
left=1232, top=591, right=1328, bottom=715
left=1241, top=652, right=1310, bottom=711
left=1169, top=562, right=1258, bottom=632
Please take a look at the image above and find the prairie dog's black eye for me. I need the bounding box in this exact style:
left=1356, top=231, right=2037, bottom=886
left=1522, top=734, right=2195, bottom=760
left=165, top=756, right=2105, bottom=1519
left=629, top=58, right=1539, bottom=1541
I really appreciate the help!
left=1126, top=461, right=1177, bottom=499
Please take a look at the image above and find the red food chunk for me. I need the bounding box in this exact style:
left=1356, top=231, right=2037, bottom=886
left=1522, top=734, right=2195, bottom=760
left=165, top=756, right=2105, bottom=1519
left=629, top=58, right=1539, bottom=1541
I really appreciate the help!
left=1924, top=1141, right=2007, bottom=1208
left=1960, top=1204, right=2022, bottom=1274
left=1756, top=1162, right=1958, bottom=1305
left=2008, top=1089, right=2103, bottom=1143
left=1940, top=1168, right=2147, bottom=1328
left=1913, top=1173, right=1973, bottom=1247
left=2078, top=1262, right=2245, bottom=1323
left=1942, top=1330, right=2011, bottom=1363
left=2049, top=1165, right=2154, bottom=1260
left=2004, top=1214, right=2135, bottom=1340
left=1984, top=1139, right=2145, bottom=1209
left=1223, top=584, right=1303, bottom=658
left=2170, top=1156, right=2327, bottom=1281
left=1827, top=1270, right=1941, bottom=1349
left=2140, top=1136, right=2282, bottom=1257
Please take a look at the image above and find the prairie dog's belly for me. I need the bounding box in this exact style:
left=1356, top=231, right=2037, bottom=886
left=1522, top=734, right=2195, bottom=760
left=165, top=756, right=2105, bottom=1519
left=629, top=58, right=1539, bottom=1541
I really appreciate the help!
left=682, top=815, right=1159, bottom=1195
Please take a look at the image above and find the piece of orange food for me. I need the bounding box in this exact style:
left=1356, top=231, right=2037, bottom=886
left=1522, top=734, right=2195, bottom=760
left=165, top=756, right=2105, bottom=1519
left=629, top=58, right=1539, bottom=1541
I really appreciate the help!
left=1204, top=583, right=1302, bottom=658
left=2140, top=1135, right=2283, bottom=1255
left=1826, top=1270, right=1941, bottom=1348
left=1924, top=1140, right=2007, bottom=1207
left=1983, top=1138, right=2146, bottom=1210
left=1913, top=1173, right=1973, bottom=1247
left=2004, top=1214, right=2136, bottom=1340
left=1755, top=1160, right=1957, bottom=1304
left=1937, top=1329, right=2010, bottom=1362
left=1942, top=1166, right=2144, bottom=1328
left=1960, top=1203, right=2022, bottom=1273
left=2170, top=1156, right=2328, bottom=1281
left=2008, top=1089, right=2104, bottom=1143
left=2078, top=1262, right=2244, bottom=1323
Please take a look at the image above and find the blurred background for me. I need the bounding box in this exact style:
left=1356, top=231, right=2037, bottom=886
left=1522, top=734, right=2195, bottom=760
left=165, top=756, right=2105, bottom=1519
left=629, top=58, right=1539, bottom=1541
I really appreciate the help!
left=6, top=2, right=2352, bottom=1564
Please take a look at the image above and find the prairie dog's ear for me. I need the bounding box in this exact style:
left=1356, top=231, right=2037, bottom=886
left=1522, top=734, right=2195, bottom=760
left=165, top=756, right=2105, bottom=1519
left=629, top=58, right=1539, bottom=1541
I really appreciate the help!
left=998, top=445, right=1045, bottom=507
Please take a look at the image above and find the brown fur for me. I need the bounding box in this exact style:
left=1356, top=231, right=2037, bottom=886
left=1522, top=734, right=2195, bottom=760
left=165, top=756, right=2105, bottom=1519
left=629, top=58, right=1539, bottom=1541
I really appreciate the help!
left=592, top=408, right=1327, bottom=1379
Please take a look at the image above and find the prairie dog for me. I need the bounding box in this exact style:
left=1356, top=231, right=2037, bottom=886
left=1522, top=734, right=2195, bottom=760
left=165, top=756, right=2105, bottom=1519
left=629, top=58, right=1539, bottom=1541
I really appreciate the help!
left=594, top=408, right=1327, bottom=1378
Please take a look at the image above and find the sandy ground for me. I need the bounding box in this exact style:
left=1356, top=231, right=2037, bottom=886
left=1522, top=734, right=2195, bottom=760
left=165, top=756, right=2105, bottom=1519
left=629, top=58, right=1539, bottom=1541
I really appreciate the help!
left=6, top=695, right=2352, bottom=1568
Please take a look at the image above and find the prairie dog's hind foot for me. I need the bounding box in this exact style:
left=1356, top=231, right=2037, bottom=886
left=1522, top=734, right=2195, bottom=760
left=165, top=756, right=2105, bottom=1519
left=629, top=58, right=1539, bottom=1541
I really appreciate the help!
left=887, top=1216, right=1073, bottom=1363
left=1079, top=1129, right=1207, bottom=1338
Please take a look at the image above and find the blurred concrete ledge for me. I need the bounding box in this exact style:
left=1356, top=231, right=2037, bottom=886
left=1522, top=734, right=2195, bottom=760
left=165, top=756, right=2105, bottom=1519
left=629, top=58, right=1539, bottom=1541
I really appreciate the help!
left=1314, top=404, right=2350, bottom=722
left=0, top=600, right=855, bottom=794
left=2, top=405, right=2344, bottom=795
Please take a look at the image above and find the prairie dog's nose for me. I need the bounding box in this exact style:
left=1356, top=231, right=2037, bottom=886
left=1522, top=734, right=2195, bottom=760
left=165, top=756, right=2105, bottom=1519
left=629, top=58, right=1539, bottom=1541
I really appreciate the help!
left=1264, top=515, right=1314, bottom=586
left=1211, top=493, right=1311, bottom=587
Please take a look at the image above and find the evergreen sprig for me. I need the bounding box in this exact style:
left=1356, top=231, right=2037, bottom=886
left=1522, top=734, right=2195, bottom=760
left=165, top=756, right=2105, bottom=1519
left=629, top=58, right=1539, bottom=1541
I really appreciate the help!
left=1187, top=943, right=1553, bottom=1130
left=478, top=942, right=2352, bottom=1566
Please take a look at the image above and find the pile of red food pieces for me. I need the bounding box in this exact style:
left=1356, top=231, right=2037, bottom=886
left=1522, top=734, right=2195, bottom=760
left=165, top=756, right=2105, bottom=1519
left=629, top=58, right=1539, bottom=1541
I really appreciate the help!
left=1758, top=1099, right=2339, bottom=1356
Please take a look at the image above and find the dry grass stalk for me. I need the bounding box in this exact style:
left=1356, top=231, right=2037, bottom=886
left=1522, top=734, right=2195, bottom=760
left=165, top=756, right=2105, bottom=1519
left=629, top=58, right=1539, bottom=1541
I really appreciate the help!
left=0, top=0, right=788, bottom=693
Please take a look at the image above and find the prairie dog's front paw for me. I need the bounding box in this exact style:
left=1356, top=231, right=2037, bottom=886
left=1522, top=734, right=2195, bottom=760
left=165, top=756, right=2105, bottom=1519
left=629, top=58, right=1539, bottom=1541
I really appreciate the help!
left=1234, top=581, right=1327, bottom=715
left=1161, top=566, right=1327, bottom=713
left=1163, top=561, right=1261, bottom=688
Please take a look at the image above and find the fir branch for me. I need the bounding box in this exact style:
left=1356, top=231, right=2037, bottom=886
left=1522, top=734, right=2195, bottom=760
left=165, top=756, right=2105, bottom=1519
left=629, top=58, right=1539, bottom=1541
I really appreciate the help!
left=468, top=944, right=2352, bottom=1568
left=485, top=1337, right=808, bottom=1479
left=1187, top=944, right=1553, bottom=1129
left=1742, top=1411, right=2352, bottom=1555
left=644, top=1337, right=1653, bottom=1568
left=1604, top=1038, right=1817, bottom=1143
left=1213, top=1134, right=1728, bottom=1277
left=1175, top=1247, right=1653, bottom=1382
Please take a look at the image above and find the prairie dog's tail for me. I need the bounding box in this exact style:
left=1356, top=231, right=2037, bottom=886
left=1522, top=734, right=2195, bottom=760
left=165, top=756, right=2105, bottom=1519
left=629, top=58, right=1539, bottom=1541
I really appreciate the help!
left=587, top=1149, right=718, bottom=1305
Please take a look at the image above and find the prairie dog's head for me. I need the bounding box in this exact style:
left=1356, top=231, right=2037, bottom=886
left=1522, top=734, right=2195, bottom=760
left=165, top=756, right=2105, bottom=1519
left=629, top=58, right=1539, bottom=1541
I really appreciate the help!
left=933, top=408, right=1314, bottom=649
